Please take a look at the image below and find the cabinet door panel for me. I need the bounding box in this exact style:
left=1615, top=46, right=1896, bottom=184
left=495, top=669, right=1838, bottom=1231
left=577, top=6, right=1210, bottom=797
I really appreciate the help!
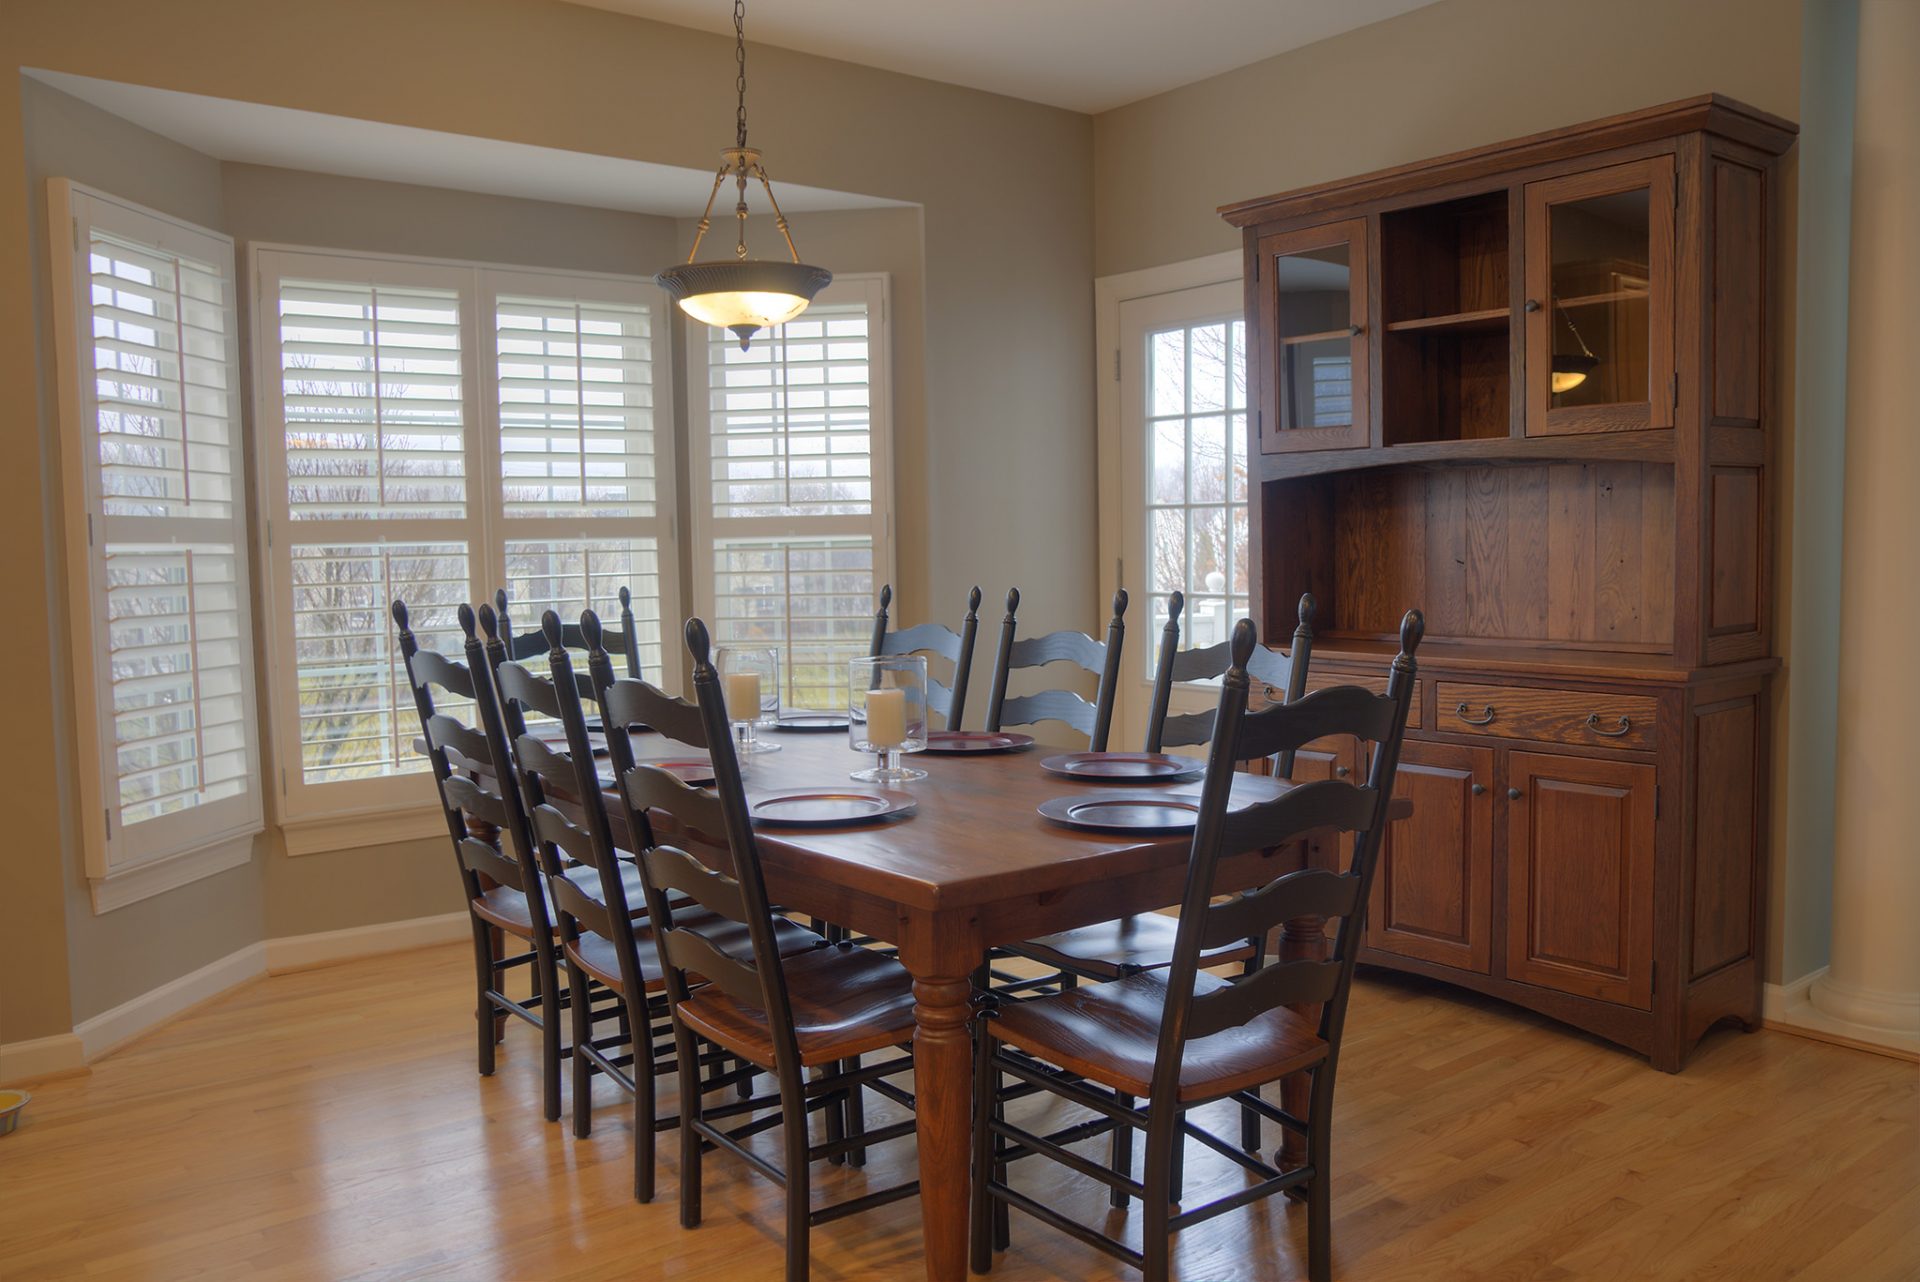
left=1523, top=157, right=1674, bottom=436
left=1367, top=741, right=1493, bottom=973
left=1505, top=751, right=1656, bottom=1008
left=1256, top=219, right=1370, bottom=453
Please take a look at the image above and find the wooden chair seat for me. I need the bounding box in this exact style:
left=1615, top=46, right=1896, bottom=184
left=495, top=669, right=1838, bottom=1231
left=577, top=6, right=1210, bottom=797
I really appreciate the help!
left=469, top=862, right=655, bottom=936
left=992, top=970, right=1328, bottom=1104
left=1012, top=914, right=1257, bottom=981
left=674, top=942, right=918, bottom=1069
left=568, top=915, right=826, bottom=996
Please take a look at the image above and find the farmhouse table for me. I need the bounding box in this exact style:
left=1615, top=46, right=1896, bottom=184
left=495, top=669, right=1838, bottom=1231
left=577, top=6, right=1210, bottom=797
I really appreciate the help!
left=460, top=723, right=1394, bottom=1282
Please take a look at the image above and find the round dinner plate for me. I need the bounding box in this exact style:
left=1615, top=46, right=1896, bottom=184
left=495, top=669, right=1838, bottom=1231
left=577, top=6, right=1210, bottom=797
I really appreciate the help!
left=923, top=730, right=1035, bottom=754
left=1039, top=751, right=1203, bottom=782
left=749, top=788, right=916, bottom=827
left=768, top=713, right=852, bottom=733
left=1037, top=792, right=1203, bottom=834
left=652, top=757, right=717, bottom=787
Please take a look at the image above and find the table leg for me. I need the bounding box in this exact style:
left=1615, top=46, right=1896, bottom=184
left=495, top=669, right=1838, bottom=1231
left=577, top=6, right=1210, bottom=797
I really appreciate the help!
left=1277, top=828, right=1337, bottom=1172
left=901, top=909, right=979, bottom=1282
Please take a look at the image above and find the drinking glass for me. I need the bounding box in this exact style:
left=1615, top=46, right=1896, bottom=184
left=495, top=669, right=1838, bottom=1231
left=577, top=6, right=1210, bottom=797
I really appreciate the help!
left=715, top=646, right=781, bottom=755
left=849, top=655, right=928, bottom=783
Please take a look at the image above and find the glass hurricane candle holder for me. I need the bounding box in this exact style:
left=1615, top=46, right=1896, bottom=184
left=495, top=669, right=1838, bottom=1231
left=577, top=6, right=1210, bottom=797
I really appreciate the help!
left=849, top=655, right=928, bottom=783
left=715, top=645, right=781, bottom=755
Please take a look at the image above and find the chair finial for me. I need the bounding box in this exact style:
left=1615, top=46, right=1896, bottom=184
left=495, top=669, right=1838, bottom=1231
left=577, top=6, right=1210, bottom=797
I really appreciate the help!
left=878, top=583, right=893, bottom=610
left=685, top=617, right=713, bottom=668
left=1167, top=590, right=1184, bottom=624
left=390, top=598, right=410, bottom=632
left=967, top=585, right=982, bottom=613
left=540, top=609, right=565, bottom=656
left=495, top=587, right=510, bottom=615
left=457, top=602, right=477, bottom=640
left=1298, top=592, right=1317, bottom=628
left=1231, top=617, right=1257, bottom=669
left=1112, top=587, right=1129, bottom=618
left=476, top=602, right=499, bottom=640
left=1004, top=587, right=1021, bottom=617
left=1397, top=608, right=1425, bottom=658
left=618, top=585, right=631, bottom=610
left=580, top=609, right=604, bottom=652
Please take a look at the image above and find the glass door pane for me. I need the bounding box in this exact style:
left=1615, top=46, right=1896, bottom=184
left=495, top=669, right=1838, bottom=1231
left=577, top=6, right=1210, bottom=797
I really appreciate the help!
left=1257, top=218, right=1369, bottom=452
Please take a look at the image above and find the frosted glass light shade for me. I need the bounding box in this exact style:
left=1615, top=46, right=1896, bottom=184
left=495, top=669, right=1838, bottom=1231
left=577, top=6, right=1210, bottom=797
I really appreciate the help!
left=655, top=259, right=832, bottom=349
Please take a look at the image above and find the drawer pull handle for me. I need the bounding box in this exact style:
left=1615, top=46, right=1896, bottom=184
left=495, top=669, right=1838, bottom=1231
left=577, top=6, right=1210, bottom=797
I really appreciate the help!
left=1508, top=787, right=1523, bottom=801
left=1586, top=712, right=1633, bottom=737
left=1455, top=702, right=1496, bottom=726
left=1471, top=783, right=1487, bottom=796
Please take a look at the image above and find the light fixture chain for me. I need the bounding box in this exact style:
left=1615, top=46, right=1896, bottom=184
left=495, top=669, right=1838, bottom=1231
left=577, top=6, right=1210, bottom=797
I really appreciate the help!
left=734, top=0, right=748, bottom=150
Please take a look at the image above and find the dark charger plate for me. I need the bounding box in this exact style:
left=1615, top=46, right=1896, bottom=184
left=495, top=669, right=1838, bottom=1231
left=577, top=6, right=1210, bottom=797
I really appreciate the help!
left=768, top=712, right=852, bottom=733
left=1039, top=751, right=1203, bottom=782
left=924, top=730, right=1034, bottom=754
left=749, top=788, right=916, bottom=827
left=1036, top=791, right=1203, bottom=834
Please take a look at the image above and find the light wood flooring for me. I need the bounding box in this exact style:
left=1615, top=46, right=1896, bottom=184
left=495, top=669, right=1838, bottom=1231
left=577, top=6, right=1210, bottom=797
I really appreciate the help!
left=2, top=944, right=1914, bottom=1281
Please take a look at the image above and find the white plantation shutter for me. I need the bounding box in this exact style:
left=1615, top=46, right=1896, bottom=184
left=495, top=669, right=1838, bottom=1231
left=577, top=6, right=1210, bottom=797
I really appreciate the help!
left=254, top=251, right=674, bottom=832
left=691, top=276, right=892, bottom=710
left=49, top=181, right=263, bottom=903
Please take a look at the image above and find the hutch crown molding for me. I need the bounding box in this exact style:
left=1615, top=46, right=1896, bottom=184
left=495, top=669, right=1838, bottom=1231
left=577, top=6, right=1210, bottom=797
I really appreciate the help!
left=1224, top=95, right=1796, bottom=1071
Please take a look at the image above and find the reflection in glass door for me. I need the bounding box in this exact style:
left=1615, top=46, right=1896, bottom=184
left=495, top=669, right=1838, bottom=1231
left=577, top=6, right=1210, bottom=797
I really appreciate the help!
left=1256, top=218, right=1369, bottom=452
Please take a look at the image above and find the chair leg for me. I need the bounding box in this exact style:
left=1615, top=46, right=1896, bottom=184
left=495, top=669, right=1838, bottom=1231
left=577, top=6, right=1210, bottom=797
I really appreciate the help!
left=631, top=992, right=656, bottom=1204
left=1110, top=1093, right=1134, bottom=1209
left=535, top=944, right=562, bottom=1124
left=782, top=1068, right=812, bottom=1282
left=1239, top=937, right=1265, bottom=1152
left=1169, top=1106, right=1186, bottom=1209
left=489, top=926, right=509, bottom=1043
left=567, top=960, right=594, bottom=1139
left=1141, top=1106, right=1176, bottom=1282
left=821, top=1064, right=846, bottom=1165
left=677, top=1027, right=705, bottom=1230
left=969, top=1020, right=997, bottom=1274
left=843, top=1054, right=867, bottom=1169
left=736, top=1055, right=754, bottom=1101
left=470, top=918, right=497, bottom=1076
left=1306, top=1065, right=1333, bottom=1282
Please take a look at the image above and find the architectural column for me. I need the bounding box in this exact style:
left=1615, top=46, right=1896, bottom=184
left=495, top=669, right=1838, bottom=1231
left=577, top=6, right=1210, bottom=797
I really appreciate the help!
left=1810, top=0, right=1920, bottom=1040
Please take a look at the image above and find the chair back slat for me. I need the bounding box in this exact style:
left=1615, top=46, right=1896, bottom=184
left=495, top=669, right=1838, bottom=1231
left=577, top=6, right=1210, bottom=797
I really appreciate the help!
left=496, top=660, right=598, bottom=721
left=1186, top=960, right=1345, bottom=1039
left=425, top=715, right=492, bottom=772
left=497, top=586, right=645, bottom=680
left=441, top=773, right=510, bottom=831
left=458, top=834, right=526, bottom=891
left=642, top=842, right=753, bottom=925
left=660, top=922, right=765, bottom=1006
left=1199, top=866, right=1361, bottom=951
left=601, top=677, right=708, bottom=757
left=870, top=584, right=983, bottom=729
left=1143, top=610, right=1421, bottom=1107
left=621, top=764, right=729, bottom=847
left=1146, top=591, right=1315, bottom=758
left=528, top=796, right=602, bottom=869
left=984, top=588, right=1128, bottom=749
left=409, top=647, right=478, bottom=700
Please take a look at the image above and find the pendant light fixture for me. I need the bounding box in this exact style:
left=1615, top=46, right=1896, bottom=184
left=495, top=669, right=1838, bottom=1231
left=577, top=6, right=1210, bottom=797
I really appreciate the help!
left=655, top=0, right=831, bottom=350
left=1550, top=303, right=1600, bottom=394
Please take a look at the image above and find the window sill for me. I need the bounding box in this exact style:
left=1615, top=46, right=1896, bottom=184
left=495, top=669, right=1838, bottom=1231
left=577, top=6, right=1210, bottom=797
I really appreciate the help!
left=90, top=831, right=259, bottom=914
left=280, top=804, right=449, bottom=857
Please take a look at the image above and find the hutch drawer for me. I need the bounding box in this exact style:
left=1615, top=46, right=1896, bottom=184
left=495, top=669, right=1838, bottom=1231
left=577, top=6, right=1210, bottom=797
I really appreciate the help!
left=1435, top=681, right=1657, bottom=750
left=1289, top=670, right=1423, bottom=728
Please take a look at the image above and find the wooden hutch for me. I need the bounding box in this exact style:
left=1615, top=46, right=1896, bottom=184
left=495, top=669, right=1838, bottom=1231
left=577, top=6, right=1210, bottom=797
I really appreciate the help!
left=1223, top=97, right=1795, bottom=1071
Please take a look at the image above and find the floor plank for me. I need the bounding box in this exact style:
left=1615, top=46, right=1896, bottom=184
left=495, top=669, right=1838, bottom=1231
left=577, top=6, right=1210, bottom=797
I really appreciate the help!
left=1, top=947, right=1913, bottom=1281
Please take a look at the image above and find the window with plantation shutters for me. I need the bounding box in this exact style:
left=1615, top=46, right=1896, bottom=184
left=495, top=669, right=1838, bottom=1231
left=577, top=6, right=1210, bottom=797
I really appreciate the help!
left=48, top=181, right=263, bottom=910
left=690, top=276, right=893, bottom=712
left=253, top=249, right=674, bottom=842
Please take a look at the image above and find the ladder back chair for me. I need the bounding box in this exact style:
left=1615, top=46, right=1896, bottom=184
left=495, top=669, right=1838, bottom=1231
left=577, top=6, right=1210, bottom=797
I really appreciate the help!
left=494, top=609, right=694, bottom=1202
left=1146, top=590, right=1317, bottom=760
left=984, top=587, right=1128, bottom=750
left=615, top=617, right=920, bottom=1282
left=868, top=583, right=983, bottom=730
left=495, top=585, right=645, bottom=679
left=393, top=599, right=565, bottom=1121
left=971, top=611, right=1424, bottom=1282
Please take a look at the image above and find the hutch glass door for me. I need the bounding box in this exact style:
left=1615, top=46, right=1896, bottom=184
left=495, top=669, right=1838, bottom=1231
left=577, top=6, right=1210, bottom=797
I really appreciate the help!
left=1255, top=218, right=1369, bottom=452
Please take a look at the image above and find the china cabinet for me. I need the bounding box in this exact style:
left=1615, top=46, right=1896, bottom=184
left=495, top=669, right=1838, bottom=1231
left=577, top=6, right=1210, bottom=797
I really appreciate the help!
left=1222, top=96, right=1795, bottom=1070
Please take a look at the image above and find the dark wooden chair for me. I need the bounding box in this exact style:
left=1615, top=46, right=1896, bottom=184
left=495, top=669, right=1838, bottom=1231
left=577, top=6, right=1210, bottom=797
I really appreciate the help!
left=613, top=616, right=920, bottom=1282
left=495, top=585, right=645, bottom=679
left=1146, top=590, right=1316, bottom=756
left=983, top=587, right=1128, bottom=750
left=392, top=599, right=566, bottom=1122
left=971, top=611, right=1423, bottom=1282
left=868, top=583, right=982, bottom=730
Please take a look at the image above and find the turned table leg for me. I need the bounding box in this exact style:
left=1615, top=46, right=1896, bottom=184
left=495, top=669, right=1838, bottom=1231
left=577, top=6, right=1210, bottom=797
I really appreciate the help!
left=903, top=917, right=981, bottom=1282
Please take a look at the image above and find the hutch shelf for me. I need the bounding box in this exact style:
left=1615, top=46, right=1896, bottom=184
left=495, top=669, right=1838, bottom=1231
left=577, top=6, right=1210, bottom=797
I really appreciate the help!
left=1222, top=96, right=1796, bottom=1071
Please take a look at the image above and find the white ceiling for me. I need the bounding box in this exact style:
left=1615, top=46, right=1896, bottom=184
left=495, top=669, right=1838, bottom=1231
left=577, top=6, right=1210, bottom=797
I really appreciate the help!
left=27, top=69, right=904, bottom=217
left=569, top=0, right=1445, bottom=113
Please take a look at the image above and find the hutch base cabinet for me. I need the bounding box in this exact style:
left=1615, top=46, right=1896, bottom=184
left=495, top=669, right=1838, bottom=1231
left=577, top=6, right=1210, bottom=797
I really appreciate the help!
left=1223, top=97, right=1794, bottom=1071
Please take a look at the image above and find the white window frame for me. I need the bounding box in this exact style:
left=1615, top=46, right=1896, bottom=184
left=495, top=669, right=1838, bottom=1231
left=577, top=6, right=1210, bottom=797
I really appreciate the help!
left=251, top=245, right=677, bottom=852
left=47, top=180, right=265, bottom=911
left=1095, top=252, right=1244, bottom=754
left=685, top=274, right=896, bottom=699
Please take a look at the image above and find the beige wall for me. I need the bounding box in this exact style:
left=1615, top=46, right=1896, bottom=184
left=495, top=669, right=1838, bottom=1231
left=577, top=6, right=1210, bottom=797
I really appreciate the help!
left=4, top=0, right=1091, bottom=1041
left=1092, top=0, right=1813, bottom=984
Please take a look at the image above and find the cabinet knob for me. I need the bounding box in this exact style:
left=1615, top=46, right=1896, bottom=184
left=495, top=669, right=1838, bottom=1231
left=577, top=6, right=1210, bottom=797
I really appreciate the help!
left=1523, top=298, right=1542, bottom=313
left=1336, top=765, right=1351, bottom=778
left=1508, top=787, right=1523, bottom=801
left=1347, top=323, right=1364, bottom=337
left=1471, top=783, right=1487, bottom=796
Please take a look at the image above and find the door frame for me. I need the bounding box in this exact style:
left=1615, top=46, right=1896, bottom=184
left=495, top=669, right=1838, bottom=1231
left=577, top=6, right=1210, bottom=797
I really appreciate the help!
left=1094, top=251, right=1242, bottom=751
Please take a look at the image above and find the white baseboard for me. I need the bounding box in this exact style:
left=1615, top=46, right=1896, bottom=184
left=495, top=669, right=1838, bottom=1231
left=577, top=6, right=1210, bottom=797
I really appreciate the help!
left=74, top=943, right=267, bottom=1062
left=264, top=911, right=469, bottom=973
left=1764, top=965, right=1920, bottom=1062
left=1763, top=965, right=1826, bottom=1019
left=1, top=910, right=473, bottom=1079
left=0, top=1032, right=86, bottom=1082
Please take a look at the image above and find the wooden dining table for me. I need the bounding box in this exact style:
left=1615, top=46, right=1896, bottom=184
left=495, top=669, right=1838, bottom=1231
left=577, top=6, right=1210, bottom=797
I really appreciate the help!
left=486, top=721, right=1393, bottom=1282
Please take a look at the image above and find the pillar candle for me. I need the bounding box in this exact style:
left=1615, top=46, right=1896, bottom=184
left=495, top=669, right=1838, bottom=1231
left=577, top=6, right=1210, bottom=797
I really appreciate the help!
left=866, top=687, right=907, bottom=748
left=725, top=671, right=761, bottom=723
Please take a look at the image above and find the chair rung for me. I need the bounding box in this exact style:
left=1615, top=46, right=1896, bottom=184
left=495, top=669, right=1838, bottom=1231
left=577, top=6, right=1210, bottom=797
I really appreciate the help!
left=991, top=1183, right=1144, bottom=1268
left=990, top=1116, right=1144, bottom=1197
left=1168, top=1166, right=1314, bottom=1232
left=1234, top=1089, right=1311, bottom=1135
left=483, top=990, right=544, bottom=1030
left=993, top=1049, right=1144, bottom=1129
left=1183, top=1115, right=1282, bottom=1180
left=691, top=1116, right=787, bottom=1187
left=809, top=1179, right=920, bottom=1226
left=810, top=1116, right=915, bottom=1163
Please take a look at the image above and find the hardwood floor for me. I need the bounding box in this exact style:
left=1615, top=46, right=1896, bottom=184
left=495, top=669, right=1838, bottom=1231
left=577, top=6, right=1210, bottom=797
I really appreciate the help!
left=2, top=945, right=1914, bottom=1281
